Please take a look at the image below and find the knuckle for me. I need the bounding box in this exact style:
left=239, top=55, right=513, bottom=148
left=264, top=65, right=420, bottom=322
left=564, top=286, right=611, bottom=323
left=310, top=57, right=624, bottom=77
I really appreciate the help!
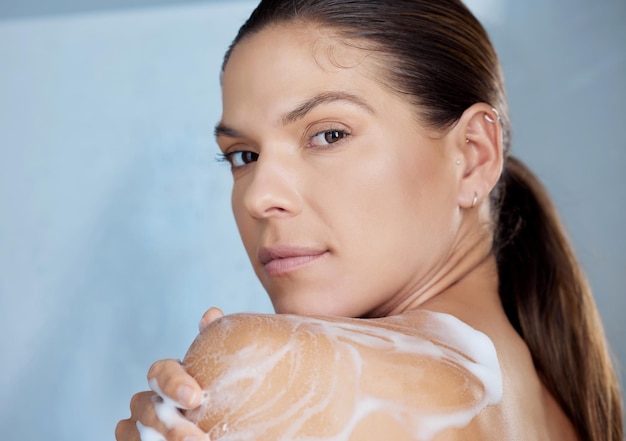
left=115, top=419, right=137, bottom=441
left=147, top=360, right=164, bottom=380
left=130, top=391, right=156, bottom=418
left=148, top=359, right=182, bottom=385
left=130, top=392, right=146, bottom=411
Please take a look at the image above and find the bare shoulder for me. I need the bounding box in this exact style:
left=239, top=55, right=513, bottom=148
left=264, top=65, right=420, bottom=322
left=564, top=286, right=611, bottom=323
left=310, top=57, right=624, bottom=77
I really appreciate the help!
left=183, top=311, right=504, bottom=441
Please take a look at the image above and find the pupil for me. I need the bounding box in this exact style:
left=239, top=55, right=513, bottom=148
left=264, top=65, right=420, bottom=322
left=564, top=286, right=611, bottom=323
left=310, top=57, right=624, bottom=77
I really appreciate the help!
left=325, top=131, right=341, bottom=143
left=244, top=152, right=258, bottom=163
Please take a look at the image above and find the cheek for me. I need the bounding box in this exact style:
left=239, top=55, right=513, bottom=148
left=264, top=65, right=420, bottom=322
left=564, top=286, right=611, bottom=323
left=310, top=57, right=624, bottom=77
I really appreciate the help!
left=330, top=150, right=458, bottom=260
left=393, top=161, right=460, bottom=252
left=336, top=151, right=446, bottom=223
left=231, top=187, right=255, bottom=252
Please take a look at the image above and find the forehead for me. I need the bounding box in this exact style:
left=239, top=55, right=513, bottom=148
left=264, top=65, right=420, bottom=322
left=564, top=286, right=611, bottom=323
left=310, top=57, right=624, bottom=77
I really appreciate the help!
left=226, top=22, right=378, bottom=75
left=220, top=23, right=393, bottom=119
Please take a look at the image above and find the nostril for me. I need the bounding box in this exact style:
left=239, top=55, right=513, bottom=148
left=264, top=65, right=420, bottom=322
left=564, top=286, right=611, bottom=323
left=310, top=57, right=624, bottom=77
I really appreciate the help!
left=242, top=181, right=300, bottom=219
left=239, top=157, right=302, bottom=218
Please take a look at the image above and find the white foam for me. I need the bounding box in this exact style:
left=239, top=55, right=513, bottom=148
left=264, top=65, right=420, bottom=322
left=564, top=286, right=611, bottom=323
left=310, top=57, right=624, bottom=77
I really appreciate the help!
left=138, top=378, right=211, bottom=440
left=170, top=311, right=502, bottom=440
left=136, top=421, right=165, bottom=441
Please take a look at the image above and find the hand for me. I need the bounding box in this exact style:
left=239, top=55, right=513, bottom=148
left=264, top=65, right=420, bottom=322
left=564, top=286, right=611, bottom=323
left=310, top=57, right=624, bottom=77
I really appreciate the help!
left=115, top=307, right=225, bottom=441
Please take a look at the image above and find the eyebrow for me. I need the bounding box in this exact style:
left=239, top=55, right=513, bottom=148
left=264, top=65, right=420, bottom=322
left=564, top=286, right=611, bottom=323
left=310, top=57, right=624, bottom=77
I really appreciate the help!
left=214, top=91, right=374, bottom=139
left=281, top=91, right=374, bottom=125
left=214, top=124, right=242, bottom=139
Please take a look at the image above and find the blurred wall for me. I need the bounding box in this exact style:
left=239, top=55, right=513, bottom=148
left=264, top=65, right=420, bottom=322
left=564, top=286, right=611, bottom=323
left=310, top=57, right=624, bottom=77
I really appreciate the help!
left=0, top=1, right=624, bottom=439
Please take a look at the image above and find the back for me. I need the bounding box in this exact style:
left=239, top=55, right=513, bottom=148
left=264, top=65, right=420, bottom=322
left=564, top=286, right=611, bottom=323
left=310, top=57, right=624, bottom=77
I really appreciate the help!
left=182, top=311, right=511, bottom=440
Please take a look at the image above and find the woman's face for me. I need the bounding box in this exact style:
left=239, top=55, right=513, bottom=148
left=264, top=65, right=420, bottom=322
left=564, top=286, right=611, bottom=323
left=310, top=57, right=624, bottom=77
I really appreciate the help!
left=217, top=24, right=463, bottom=317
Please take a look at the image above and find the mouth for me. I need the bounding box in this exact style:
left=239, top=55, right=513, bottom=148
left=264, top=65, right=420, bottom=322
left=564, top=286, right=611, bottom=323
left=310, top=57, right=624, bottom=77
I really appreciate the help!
left=258, top=245, right=329, bottom=276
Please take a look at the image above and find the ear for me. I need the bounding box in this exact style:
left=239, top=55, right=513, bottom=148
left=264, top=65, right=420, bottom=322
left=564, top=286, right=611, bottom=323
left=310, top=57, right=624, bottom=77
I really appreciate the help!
left=449, top=103, right=503, bottom=209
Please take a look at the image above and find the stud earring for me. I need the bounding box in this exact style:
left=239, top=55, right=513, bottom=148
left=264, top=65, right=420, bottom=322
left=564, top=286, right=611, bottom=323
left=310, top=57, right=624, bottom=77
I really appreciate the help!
left=471, top=192, right=478, bottom=208
left=455, top=159, right=462, bottom=165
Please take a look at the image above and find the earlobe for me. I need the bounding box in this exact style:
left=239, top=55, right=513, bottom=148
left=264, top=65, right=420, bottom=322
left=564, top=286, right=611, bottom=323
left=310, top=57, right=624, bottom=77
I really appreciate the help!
left=452, top=103, right=503, bottom=209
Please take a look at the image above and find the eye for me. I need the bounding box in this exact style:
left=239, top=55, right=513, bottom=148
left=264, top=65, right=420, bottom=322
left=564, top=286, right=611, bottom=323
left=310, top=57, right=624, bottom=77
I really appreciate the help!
left=309, top=128, right=350, bottom=148
left=222, top=150, right=259, bottom=168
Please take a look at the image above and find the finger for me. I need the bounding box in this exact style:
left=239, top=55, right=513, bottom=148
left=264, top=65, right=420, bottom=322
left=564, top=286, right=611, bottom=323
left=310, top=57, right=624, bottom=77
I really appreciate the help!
left=129, top=392, right=208, bottom=441
left=117, top=416, right=207, bottom=441
left=137, top=421, right=167, bottom=441
left=152, top=393, right=209, bottom=440
left=130, top=391, right=169, bottom=433
left=148, top=359, right=203, bottom=409
left=115, top=418, right=141, bottom=441
left=198, top=307, right=224, bottom=332
left=117, top=391, right=167, bottom=440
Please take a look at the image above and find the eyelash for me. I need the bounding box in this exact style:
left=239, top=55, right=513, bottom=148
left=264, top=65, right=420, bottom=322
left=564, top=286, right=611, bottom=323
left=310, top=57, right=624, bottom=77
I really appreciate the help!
left=215, top=127, right=351, bottom=169
left=215, top=151, right=259, bottom=168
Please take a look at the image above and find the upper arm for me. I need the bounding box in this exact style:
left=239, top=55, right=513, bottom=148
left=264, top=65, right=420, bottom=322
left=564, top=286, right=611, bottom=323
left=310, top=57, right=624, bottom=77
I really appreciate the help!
left=182, top=312, right=502, bottom=441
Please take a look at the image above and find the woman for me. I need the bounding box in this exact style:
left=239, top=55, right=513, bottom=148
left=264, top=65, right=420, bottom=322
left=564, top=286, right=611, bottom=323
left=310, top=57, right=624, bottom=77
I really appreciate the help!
left=116, top=0, right=623, bottom=440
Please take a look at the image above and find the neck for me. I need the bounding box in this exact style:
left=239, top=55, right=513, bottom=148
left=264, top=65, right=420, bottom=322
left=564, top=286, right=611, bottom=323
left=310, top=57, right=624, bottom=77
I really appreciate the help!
left=371, top=221, right=500, bottom=318
left=420, top=252, right=501, bottom=318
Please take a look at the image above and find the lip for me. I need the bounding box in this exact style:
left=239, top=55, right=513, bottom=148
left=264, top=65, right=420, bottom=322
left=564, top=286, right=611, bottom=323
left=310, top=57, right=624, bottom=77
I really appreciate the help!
left=258, top=245, right=329, bottom=276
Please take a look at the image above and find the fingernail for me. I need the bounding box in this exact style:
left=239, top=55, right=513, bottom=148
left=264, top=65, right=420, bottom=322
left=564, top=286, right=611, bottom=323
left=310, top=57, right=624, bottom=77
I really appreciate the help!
left=178, top=385, right=199, bottom=406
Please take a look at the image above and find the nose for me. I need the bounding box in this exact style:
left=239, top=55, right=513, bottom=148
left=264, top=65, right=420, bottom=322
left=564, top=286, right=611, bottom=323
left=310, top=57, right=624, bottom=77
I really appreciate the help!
left=240, top=154, right=302, bottom=219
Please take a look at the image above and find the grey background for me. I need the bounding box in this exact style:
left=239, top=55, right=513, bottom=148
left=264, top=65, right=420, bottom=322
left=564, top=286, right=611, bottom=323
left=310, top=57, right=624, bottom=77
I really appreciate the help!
left=0, top=0, right=624, bottom=439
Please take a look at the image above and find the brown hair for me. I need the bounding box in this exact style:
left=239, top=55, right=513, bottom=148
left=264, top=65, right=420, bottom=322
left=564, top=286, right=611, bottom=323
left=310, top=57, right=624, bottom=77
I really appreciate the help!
left=223, top=1, right=623, bottom=439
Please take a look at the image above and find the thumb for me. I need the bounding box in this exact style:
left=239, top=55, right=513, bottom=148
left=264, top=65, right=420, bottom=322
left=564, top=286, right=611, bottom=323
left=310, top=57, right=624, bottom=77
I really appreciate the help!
left=198, top=307, right=225, bottom=332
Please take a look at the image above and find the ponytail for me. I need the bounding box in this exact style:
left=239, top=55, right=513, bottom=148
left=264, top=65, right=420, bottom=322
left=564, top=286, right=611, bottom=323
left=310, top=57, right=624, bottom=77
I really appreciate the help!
left=494, top=156, right=623, bottom=441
